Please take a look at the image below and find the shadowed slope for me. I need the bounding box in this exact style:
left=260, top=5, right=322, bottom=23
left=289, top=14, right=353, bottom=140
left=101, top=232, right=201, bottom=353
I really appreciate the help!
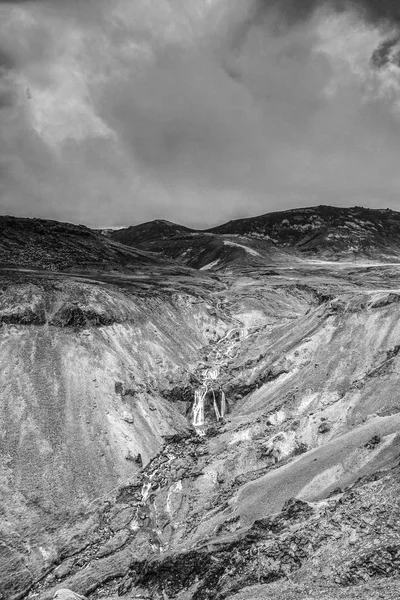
left=0, top=216, right=169, bottom=272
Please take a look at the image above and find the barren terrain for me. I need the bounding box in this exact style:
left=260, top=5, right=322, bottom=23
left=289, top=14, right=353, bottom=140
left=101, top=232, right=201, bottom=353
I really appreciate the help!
left=1, top=207, right=400, bottom=599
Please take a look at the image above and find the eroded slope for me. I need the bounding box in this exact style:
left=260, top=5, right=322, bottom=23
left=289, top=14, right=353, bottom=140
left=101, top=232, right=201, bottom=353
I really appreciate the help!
left=0, top=267, right=227, bottom=599
left=27, top=261, right=400, bottom=600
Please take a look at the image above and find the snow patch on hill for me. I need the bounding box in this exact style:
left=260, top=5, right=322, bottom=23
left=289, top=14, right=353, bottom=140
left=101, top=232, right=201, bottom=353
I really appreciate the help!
left=200, top=259, right=221, bottom=271
left=223, top=241, right=261, bottom=257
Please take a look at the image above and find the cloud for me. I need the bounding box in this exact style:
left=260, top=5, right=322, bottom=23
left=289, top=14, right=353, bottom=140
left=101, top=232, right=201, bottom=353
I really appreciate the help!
left=1, top=0, right=400, bottom=228
left=254, top=0, right=400, bottom=27
left=101, top=46, right=269, bottom=187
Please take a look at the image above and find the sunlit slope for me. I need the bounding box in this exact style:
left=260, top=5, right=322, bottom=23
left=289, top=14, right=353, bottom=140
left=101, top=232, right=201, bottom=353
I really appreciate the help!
left=22, top=263, right=400, bottom=600
left=131, top=279, right=400, bottom=547
left=238, top=415, right=400, bottom=525
left=0, top=271, right=226, bottom=598
left=214, top=287, right=400, bottom=527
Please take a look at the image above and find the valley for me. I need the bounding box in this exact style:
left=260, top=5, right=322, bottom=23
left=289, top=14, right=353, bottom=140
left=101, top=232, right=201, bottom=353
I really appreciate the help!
left=1, top=207, right=400, bottom=599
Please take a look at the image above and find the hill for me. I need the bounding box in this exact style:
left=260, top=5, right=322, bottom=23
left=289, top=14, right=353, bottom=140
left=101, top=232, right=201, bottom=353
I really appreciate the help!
left=0, top=215, right=172, bottom=272
left=108, top=219, right=194, bottom=247
left=207, top=205, right=400, bottom=260
left=110, top=206, right=400, bottom=269
left=2, top=209, right=400, bottom=600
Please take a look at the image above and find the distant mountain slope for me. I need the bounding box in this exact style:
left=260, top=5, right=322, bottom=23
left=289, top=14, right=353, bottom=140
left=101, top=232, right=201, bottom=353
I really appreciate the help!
left=110, top=219, right=194, bottom=247
left=115, top=229, right=296, bottom=271
left=207, top=205, right=400, bottom=260
left=0, top=215, right=169, bottom=272
left=110, top=221, right=295, bottom=271
left=110, top=206, right=400, bottom=265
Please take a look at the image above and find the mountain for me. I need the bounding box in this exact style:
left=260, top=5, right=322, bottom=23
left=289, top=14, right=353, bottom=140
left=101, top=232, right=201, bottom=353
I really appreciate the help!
left=207, top=205, right=400, bottom=260
left=110, top=206, right=400, bottom=268
left=108, top=219, right=194, bottom=247
left=2, top=208, right=400, bottom=600
left=0, top=215, right=186, bottom=272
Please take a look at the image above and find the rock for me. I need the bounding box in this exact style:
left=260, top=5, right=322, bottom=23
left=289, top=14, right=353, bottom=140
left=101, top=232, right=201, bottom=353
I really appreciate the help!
left=53, top=590, right=87, bottom=600
left=293, top=442, right=308, bottom=455
left=281, top=497, right=313, bottom=519
left=125, top=452, right=143, bottom=466
left=116, top=480, right=142, bottom=504
left=163, top=432, right=192, bottom=444
left=365, top=434, right=381, bottom=449
left=117, top=574, right=134, bottom=595
left=96, top=529, right=131, bottom=559
left=318, top=421, right=331, bottom=434
left=370, top=293, right=400, bottom=309
left=115, top=381, right=137, bottom=397
left=109, top=507, right=136, bottom=532
left=54, top=558, right=77, bottom=580
left=0, top=542, right=32, bottom=598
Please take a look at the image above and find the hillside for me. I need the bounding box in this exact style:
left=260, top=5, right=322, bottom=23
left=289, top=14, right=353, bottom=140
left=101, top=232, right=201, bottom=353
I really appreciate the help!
left=0, top=215, right=172, bottom=272
left=107, top=219, right=194, bottom=247
left=110, top=206, right=400, bottom=266
left=1, top=209, right=400, bottom=600
left=207, top=205, right=400, bottom=260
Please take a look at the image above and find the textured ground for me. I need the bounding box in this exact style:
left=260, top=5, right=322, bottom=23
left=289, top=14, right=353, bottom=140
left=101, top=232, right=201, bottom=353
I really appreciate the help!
left=2, top=209, right=400, bottom=599
left=22, top=260, right=400, bottom=600
left=0, top=265, right=225, bottom=599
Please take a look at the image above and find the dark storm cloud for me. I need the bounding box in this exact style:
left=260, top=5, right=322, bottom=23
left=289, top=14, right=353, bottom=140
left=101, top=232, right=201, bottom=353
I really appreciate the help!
left=254, top=0, right=400, bottom=26
left=0, top=88, right=15, bottom=108
left=371, top=37, right=400, bottom=68
left=226, top=0, right=400, bottom=79
left=0, top=48, right=15, bottom=71
left=0, top=48, right=16, bottom=109
left=353, top=0, right=400, bottom=24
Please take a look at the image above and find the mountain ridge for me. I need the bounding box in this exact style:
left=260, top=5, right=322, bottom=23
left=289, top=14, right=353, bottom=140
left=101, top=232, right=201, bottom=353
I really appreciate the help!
left=109, top=205, right=400, bottom=266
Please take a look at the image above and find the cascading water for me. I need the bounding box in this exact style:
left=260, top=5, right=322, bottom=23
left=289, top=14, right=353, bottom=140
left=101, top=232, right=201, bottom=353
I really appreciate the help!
left=192, top=366, right=227, bottom=435
left=191, top=303, right=250, bottom=435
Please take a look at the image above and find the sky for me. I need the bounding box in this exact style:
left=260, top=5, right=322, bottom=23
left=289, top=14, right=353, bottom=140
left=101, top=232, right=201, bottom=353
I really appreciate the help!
left=1, top=0, right=400, bottom=228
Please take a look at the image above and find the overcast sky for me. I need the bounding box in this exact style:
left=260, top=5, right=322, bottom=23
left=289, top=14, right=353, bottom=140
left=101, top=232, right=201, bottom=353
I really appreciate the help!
left=1, top=0, right=400, bottom=227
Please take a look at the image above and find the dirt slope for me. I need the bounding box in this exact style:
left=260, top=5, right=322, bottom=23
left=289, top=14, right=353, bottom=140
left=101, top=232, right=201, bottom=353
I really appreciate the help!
left=2, top=211, right=400, bottom=600
left=24, top=259, right=400, bottom=600
left=0, top=265, right=226, bottom=599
